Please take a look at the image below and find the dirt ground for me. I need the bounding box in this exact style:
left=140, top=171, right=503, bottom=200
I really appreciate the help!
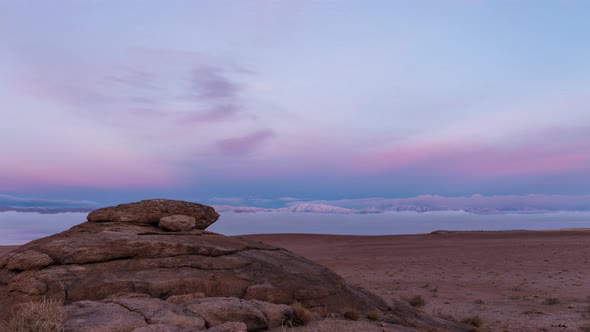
left=244, top=230, right=590, bottom=332
left=0, top=246, right=17, bottom=258
left=3, top=230, right=590, bottom=331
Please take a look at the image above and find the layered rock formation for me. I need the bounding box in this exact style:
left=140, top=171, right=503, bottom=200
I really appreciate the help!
left=0, top=199, right=467, bottom=331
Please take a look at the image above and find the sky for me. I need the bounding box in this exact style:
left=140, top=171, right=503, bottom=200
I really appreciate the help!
left=1, top=1, right=590, bottom=210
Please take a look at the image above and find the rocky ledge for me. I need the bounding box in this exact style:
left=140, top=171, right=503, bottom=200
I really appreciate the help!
left=0, top=199, right=467, bottom=331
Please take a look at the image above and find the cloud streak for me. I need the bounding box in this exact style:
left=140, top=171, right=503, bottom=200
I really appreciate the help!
left=0, top=194, right=98, bottom=208
left=216, top=129, right=275, bottom=155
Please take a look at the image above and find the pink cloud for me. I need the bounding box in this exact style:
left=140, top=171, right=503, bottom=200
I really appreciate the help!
left=0, top=150, right=178, bottom=190
left=466, top=147, right=590, bottom=176
left=358, top=128, right=590, bottom=178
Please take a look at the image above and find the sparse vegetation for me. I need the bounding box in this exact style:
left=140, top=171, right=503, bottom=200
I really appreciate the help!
left=461, top=315, right=483, bottom=328
left=579, top=323, right=590, bottom=332
left=318, top=305, right=329, bottom=318
left=285, top=302, right=309, bottom=327
left=1, top=298, right=65, bottom=332
left=408, top=295, right=426, bottom=308
left=367, top=310, right=380, bottom=321
left=542, top=297, right=560, bottom=305
left=522, top=308, right=544, bottom=315
left=343, top=306, right=359, bottom=321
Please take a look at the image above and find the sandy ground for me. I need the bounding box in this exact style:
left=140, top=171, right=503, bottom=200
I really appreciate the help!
left=2, top=231, right=590, bottom=331
left=244, top=231, right=590, bottom=332
left=0, top=246, right=17, bottom=258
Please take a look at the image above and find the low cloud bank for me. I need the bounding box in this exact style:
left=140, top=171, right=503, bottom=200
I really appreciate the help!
left=0, top=194, right=98, bottom=210
left=1, top=210, right=589, bottom=245
left=216, top=194, right=590, bottom=214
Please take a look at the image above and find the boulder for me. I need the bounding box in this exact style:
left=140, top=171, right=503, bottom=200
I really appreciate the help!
left=2, top=250, right=53, bottom=270
left=87, top=199, right=219, bottom=229
left=185, top=297, right=267, bottom=331
left=110, top=297, right=206, bottom=330
left=159, top=215, right=197, bottom=232
left=65, top=301, right=147, bottom=332
left=248, top=300, right=294, bottom=328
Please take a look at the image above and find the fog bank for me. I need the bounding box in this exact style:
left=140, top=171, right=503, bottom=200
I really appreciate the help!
left=1, top=211, right=589, bottom=245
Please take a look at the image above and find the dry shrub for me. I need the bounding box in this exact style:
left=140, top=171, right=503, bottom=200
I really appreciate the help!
left=580, top=323, right=590, bottom=332
left=366, top=310, right=380, bottom=321
left=542, top=297, right=560, bottom=305
left=408, top=295, right=426, bottom=308
left=1, top=299, right=65, bottom=332
left=343, top=307, right=359, bottom=321
left=285, top=302, right=309, bottom=327
left=318, top=305, right=329, bottom=318
left=461, top=315, right=483, bottom=328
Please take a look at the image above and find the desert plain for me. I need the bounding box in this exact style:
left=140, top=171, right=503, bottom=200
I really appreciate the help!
left=2, top=229, right=590, bottom=331
left=245, top=230, right=590, bottom=332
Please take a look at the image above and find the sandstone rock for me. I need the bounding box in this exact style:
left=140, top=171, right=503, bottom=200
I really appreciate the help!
left=65, top=301, right=147, bottom=332
left=159, top=215, right=197, bottom=232
left=166, top=292, right=206, bottom=304
left=0, top=200, right=469, bottom=332
left=249, top=300, right=294, bottom=328
left=205, top=322, right=247, bottom=332
left=243, top=283, right=291, bottom=303
left=4, top=250, right=53, bottom=270
left=87, top=199, right=219, bottom=229
left=111, top=297, right=206, bottom=331
left=185, top=297, right=267, bottom=331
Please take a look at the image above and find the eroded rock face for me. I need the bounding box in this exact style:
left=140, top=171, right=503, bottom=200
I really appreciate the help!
left=0, top=200, right=468, bottom=332
left=87, top=199, right=219, bottom=229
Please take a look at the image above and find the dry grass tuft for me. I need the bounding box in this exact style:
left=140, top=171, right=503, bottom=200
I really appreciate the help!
left=285, top=302, right=309, bottom=327
left=542, top=297, right=560, bottom=305
left=407, top=295, right=426, bottom=308
left=343, top=306, right=359, bottom=321
left=579, top=323, right=590, bottom=332
left=1, top=298, right=65, bottom=332
left=461, top=315, right=483, bottom=328
left=318, top=305, right=329, bottom=318
left=366, top=310, right=380, bottom=321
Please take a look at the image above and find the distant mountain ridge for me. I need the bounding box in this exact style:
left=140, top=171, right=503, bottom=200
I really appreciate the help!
left=278, top=203, right=358, bottom=213
left=3, top=193, right=590, bottom=215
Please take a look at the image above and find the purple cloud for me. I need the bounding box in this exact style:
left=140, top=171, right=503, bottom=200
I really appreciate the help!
left=17, top=50, right=252, bottom=130
left=191, top=66, right=240, bottom=101
left=216, top=129, right=275, bottom=155
left=182, top=104, right=239, bottom=123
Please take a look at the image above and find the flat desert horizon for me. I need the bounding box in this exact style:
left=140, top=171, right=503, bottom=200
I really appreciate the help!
left=2, top=210, right=590, bottom=245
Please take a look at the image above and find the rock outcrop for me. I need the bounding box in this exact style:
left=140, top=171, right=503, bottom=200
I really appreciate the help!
left=87, top=199, right=219, bottom=229
left=0, top=199, right=467, bottom=331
